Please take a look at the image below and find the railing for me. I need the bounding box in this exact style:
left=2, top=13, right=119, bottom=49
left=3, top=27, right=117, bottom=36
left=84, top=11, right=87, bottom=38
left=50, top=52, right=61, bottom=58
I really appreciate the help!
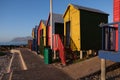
left=100, top=22, right=119, bottom=51
left=53, top=34, right=66, bottom=65
left=102, top=26, right=116, bottom=51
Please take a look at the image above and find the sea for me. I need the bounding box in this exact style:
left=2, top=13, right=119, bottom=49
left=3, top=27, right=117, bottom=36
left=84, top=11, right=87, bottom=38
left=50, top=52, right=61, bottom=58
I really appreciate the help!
left=0, top=41, right=27, bottom=46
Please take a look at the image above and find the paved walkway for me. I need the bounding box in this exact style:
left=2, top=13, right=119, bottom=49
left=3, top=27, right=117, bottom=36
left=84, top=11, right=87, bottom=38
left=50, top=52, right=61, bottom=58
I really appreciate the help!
left=10, top=48, right=73, bottom=80
left=20, top=48, right=115, bottom=80
left=1, top=48, right=116, bottom=80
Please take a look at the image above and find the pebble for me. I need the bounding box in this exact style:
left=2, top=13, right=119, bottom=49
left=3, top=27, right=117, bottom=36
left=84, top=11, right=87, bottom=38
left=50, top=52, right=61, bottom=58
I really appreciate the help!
left=80, top=63, right=120, bottom=80
left=0, top=53, right=12, bottom=79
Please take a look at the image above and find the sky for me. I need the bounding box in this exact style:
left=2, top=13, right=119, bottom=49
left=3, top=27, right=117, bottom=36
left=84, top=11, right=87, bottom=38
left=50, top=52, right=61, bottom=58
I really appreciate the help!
left=0, top=0, right=113, bottom=42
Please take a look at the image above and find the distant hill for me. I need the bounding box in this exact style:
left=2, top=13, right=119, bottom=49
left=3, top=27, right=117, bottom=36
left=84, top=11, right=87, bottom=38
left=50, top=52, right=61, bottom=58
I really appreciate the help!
left=11, top=36, right=32, bottom=42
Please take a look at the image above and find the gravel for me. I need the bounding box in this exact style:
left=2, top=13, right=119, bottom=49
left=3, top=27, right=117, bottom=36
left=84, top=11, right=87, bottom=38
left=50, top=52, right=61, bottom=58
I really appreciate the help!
left=80, top=63, right=120, bottom=80
left=0, top=53, right=12, bottom=79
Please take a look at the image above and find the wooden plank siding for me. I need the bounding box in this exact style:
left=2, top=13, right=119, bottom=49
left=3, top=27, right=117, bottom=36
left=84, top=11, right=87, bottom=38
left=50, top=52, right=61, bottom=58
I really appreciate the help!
left=80, top=10, right=108, bottom=50
left=64, top=4, right=80, bottom=51
left=63, top=4, right=108, bottom=51
left=37, top=20, right=46, bottom=54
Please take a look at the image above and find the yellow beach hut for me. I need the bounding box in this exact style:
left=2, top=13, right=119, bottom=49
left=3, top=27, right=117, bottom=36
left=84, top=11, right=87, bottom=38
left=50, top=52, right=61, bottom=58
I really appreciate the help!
left=63, top=4, right=109, bottom=58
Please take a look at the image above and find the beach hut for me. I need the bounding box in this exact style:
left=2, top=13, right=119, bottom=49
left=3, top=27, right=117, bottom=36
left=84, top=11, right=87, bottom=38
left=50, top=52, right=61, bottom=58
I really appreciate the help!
left=37, top=20, right=46, bottom=54
left=28, top=39, right=33, bottom=50
left=32, top=28, right=35, bottom=51
left=113, top=0, right=120, bottom=51
left=46, top=13, right=64, bottom=47
left=63, top=4, right=108, bottom=58
left=34, top=25, right=39, bottom=52
left=32, top=26, right=38, bottom=52
left=46, top=13, right=66, bottom=65
left=32, top=28, right=35, bottom=39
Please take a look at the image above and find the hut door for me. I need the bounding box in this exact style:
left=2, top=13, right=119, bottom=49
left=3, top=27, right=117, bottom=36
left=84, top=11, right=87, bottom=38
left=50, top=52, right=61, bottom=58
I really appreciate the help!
left=40, top=29, right=44, bottom=54
left=66, top=21, right=70, bottom=47
left=55, top=23, right=64, bottom=43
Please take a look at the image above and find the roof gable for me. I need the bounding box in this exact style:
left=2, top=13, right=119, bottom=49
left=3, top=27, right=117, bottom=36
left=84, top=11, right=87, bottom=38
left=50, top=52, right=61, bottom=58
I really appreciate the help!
left=38, top=20, right=46, bottom=30
left=41, top=20, right=47, bottom=26
left=63, top=4, right=109, bottom=17
left=72, top=4, right=108, bottom=15
left=52, top=13, right=63, bottom=23
left=46, top=13, right=63, bottom=26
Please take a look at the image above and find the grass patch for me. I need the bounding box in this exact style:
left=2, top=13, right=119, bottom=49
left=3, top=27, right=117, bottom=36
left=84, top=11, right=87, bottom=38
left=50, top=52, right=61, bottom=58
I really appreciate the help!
left=0, top=52, right=6, bottom=56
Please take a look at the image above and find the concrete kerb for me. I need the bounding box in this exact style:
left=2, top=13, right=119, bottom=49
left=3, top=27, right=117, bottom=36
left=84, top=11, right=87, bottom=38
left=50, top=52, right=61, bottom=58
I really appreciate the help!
left=10, top=49, right=27, bottom=70
left=31, top=51, right=37, bottom=55
left=7, top=53, right=15, bottom=73
left=31, top=51, right=44, bottom=59
left=39, top=54, right=44, bottom=59
left=8, top=70, right=13, bottom=80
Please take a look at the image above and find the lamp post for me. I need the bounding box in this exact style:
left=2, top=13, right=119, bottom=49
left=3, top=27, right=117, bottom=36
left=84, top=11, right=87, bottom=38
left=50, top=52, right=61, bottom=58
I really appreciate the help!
left=50, top=0, right=56, bottom=59
left=50, top=0, right=53, bottom=49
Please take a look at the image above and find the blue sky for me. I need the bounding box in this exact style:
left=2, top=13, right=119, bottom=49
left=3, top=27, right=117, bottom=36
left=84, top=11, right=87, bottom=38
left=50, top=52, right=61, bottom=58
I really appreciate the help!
left=0, top=0, right=113, bottom=42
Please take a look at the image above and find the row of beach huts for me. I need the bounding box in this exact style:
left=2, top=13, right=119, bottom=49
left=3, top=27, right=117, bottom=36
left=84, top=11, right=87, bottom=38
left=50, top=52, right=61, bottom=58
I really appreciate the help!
left=27, top=1, right=120, bottom=79
left=27, top=1, right=119, bottom=65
